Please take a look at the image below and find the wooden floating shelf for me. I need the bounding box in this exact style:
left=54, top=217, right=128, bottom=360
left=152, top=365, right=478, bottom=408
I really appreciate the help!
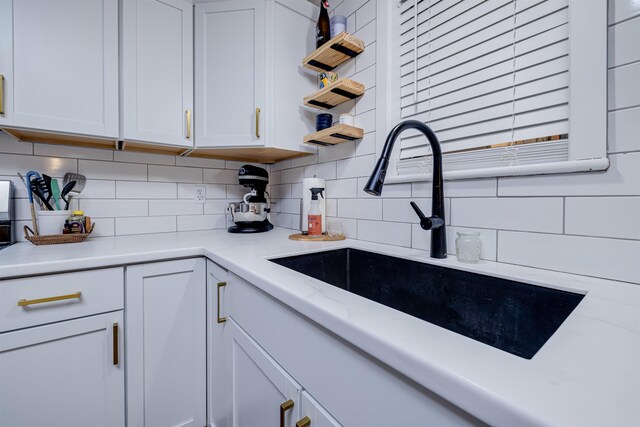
left=304, top=78, right=365, bottom=109
left=303, top=32, right=365, bottom=73
left=303, top=124, right=363, bottom=146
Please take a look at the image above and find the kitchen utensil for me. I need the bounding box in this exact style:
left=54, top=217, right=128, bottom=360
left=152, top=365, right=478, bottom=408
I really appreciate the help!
left=30, top=179, right=54, bottom=211
left=42, top=174, right=54, bottom=204
left=25, top=170, right=40, bottom=235
left=60, top=181, right=76, bottom=210
left=18, top=172, right=42, bottom=209
left=63, top=172, right=86, bottom=196
left=50, top=178, right=61, bottom=210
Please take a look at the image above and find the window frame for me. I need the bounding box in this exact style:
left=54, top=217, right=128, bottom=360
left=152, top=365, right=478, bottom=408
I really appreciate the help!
left=374, top=0, right=609, bottom=184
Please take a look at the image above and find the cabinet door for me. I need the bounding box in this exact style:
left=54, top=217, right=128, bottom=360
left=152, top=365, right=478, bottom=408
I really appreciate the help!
left=122, top=0, right=193, bottom=147
left=126, top=258, right=206, bottom=427
left=0, top=312, right=125, bottom=427
left=195, top=0, right=266, bottom=148
left=299, top=391, right=342, bottom=427
left=0, top=0, right=118, bottom=137
left=228, top=318, right=302, bottom=427
left=207, top=260, right=232, bottom=427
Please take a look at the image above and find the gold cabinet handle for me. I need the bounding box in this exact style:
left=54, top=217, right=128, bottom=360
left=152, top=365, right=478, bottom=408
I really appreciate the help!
left=280, top=399, right=294, bottom=427
left=18, top=291, right=82, bottom=307
left=255, top=107, right=260, bottom=139
left=296, top=416, right=311, bottom=427
left=0, top=74, right=4, bottom=115
left=217, top=281, right=227, bottom=324
left=186, top=109, right=192, bottom=139
left=113, top=322, right=119, bottom=366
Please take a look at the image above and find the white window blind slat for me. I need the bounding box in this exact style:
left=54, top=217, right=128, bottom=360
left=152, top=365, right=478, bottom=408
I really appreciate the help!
left=396, top=0, right=571, bottom=170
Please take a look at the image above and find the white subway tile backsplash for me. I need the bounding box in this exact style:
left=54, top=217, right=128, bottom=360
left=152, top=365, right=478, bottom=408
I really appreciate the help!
left=358, top=220, right=411, bottom=247
left=278, top=198, right=301, bottom=215
left=175, top=156, right=226, bottom=169
left=291, top=154, right=318, bottom=168
left=204, top=200, right=230, bottom=214
left=114, top=151, right=175, bottom=166
left=608, top=62, right=640, bottom=110
left=355, top=87, right=376, bottom=115
left=79, top=160, right=145, bottom=181
left=354, top=18, right=376, bottom=46
left=412, top=179, right=497, bottom=198
left=338, top=198, right=382, bottom=220
left=608, top=17, right=640, bottom=67
left=498, top=231, right=640, bottom=284
left=356, top=0, right=375, bottom=30
left=116, top=216, right=176, bottom=236
left=384, top=198, right=451, bottom=224
left=204, top=168, right=240, bottom=185
left=177, top=214, right=225, bottom=231
left=150, top=165, right=202, bottom=183
left=281, top=167, right=304, bottom=184
left=498, top=153, right=640, bottom=196
left=90, top=218, right=115, bottom=237
left=79, top=199, right=148, bottom=218
left=412, top=225, right=498, bottom=261
left=226, top=185, right=247, bottom=199
left=2, top=154, right=77, bottom=177
left=355, top=109, right=376, bottom=131
left=326, top=199, right=337, bottom=217
left=78, top=180, right=116, bottom=199
left=291, top=183, right=303, bottom=198
left=609, top=0, right=640, bottom=25
left=565, top=197, right=640, bottom=239
left=149, top=199, right=203, bottom=216
left=116, top=182, right=177, bottom=199
left=451, top=198, right=563, bottom=233
left=318, top=141, right=355, bottom=163
left=177, top=183, right=226, bottom=199
left=35, top=143, right=113, bottom=161
left=355, top=131, right=376, bottom=157
left=0, top=134, right=32, bottom=154
left=336, top=154, right=375, bottom=179
left=326, top=178, right=358, bottom=198
left=352, top=64, right=376, bottom=90
left=304, top=162, right=337, bottom=180
left=356, top=41, right=376, bottom=72
left=608, top=107, right=640, bottom=153
left=270, top=184, right=292, bottom=199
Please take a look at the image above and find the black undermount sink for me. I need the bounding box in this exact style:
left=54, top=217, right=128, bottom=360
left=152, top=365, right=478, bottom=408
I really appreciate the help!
left=270, top=248, right=584, bottom=359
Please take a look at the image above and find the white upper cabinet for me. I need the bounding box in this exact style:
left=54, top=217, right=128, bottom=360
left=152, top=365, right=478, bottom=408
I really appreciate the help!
left=195, top=0, right=317, bottom=153
left=0, top=0, right=119, bottom=137
left=122, top=0, right=194, bottom=147
left=195, top=0, right=266, bottom=148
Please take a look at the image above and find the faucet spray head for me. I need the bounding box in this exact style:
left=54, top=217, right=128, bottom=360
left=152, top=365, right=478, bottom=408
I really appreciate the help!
left=363, top=157, right=390, bottom=196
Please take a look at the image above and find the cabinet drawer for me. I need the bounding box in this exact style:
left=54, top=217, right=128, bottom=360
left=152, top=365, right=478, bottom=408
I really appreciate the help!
left=0, top=268, right=124, bottom=332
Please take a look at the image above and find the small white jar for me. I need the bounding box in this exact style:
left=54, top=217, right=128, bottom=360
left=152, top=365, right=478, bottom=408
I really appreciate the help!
left=455, top=232, right=482, bottom=263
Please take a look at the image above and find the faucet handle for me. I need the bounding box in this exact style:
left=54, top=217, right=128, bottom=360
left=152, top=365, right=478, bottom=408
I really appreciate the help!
left=410, top=201, right=444, bottom=231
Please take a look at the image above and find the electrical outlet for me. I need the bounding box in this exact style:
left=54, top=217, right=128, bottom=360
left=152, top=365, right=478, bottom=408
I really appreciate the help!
left=194, top=185, right=206, bottom=204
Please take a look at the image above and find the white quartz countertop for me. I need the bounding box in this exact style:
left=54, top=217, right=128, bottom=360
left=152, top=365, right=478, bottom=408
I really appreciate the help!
left=1, top=228, right=639, bottom=426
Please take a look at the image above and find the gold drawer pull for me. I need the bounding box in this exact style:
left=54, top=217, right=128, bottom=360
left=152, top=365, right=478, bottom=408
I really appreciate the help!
left=18, top=291, right=82, bottom=307
left=217, top=282, right=227, bottom=324
left=0, top=74, right=4, bottom=115
left=280, top=399, right=294, bottom=427
left=255, top=107, right=260, bottom=139
left=113, top=322, right=119, bottom=366
left=186, top=109, right=192, bottom=139
left=296, top=416, right=311, bottom=427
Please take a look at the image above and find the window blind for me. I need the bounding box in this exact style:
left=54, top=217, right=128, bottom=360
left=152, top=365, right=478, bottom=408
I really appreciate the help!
left=396, top=0, right=570, bottom=175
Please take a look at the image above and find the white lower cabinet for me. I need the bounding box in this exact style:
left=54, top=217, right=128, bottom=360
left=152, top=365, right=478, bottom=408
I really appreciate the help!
left=0, top=312, right=125, bottom=427
left=126, top=258, right=206, bottom=427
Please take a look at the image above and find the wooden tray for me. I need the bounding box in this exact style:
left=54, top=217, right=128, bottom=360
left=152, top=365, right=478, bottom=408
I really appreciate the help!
left=304, top=124, right=364, bottom=146
left=289, top=233, right=346, bottom=241
left=303, top=32, right=365, bottom=73
left=24, top=223, right=96, bottom=246
left=304, top=78, right=365, bottom=109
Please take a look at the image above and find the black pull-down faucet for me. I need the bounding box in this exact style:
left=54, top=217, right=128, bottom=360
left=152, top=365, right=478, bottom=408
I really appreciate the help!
left=363, top=120, right=447, bottom=259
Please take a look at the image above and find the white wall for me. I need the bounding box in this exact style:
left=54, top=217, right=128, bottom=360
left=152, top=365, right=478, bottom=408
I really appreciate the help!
left=0, top=133, right=252, bottom=239
left=270, top=0, right=640, bottom=285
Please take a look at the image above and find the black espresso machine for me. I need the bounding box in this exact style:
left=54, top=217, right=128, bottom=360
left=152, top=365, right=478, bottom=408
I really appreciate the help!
left=227, top=165, right=273, bottom=233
